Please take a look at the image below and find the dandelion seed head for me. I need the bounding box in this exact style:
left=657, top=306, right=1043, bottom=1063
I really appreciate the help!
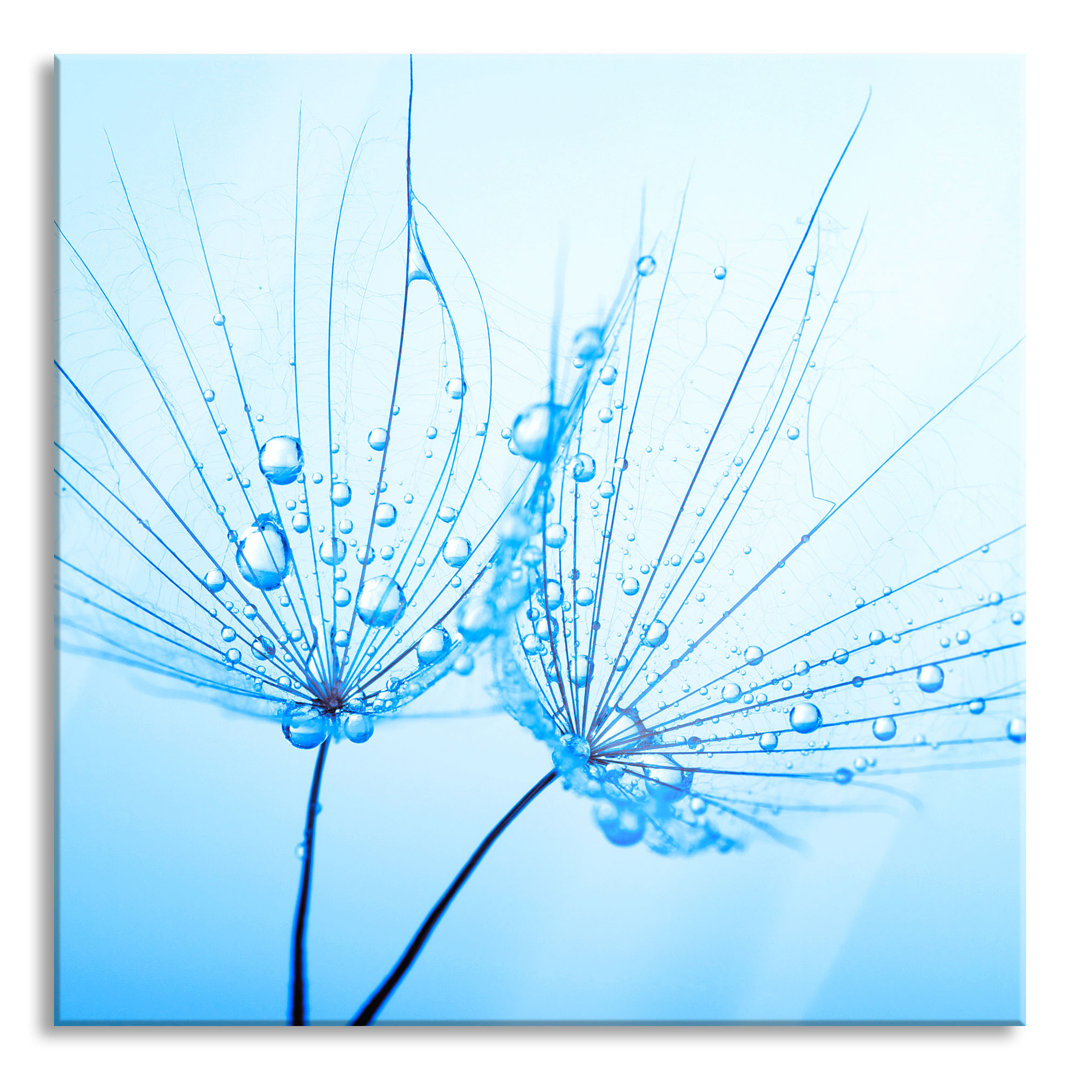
left=488, top=167, right=1024, bottom=854
left=56, top=81, right=529, bottom=748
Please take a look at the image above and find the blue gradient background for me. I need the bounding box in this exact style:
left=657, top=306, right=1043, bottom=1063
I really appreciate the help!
left=56, top=55, right=1023, bottom=1024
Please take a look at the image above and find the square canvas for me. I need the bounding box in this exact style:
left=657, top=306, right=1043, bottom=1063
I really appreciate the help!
left=55, top=54, right=1024, bottom=1025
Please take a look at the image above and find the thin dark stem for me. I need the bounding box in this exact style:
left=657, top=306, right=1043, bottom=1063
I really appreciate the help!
left=289, top=736, right=331, bottom=1025
left=351, top=768, right=558, bottom=1025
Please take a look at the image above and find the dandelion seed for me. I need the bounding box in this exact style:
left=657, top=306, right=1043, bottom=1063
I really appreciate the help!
left=56, top=57, right=530, bottom=1024
left=349, top=92, right=1024, bottom=1023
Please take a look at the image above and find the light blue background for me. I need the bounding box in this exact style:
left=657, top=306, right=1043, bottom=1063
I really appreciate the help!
left=56, top=55, right=1023, bottom=1023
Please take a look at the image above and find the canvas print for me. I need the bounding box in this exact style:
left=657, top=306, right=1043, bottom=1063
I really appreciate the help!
left=55, top=55, right=1024, bottom=1024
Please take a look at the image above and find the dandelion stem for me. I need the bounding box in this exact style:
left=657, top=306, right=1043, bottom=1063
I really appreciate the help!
left=289, top=737, right=330, bottom=1025
left=351, top=768, right=558, bottom=1025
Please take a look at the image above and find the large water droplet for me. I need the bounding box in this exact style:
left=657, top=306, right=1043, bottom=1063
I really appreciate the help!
left=758, top=731, right=778, bottom=751
left=916, top=664, right=945, bottom=693
left=258, top=436, right=303, bottom=485
left=374, top=502, right=397, bottom=527
left=235, top=515, right=292, bottom=590
left=330, top=482, right=352, bottom=507
left=333, top=586, right=352, bottom=607
left=1006, top=718, right=1026, bottom=744
left=544, top=523, right=567, bottom=549
left=721, top=682, right=741, bottom=703
left=282, top=711, right=328, bottom=749
left=356, top=575, right=405, bottom=627
left=872, top=716, right=897, bottom=741
left=319, top=537, right=346, bottom=565
left=643, top=620, right=669, bottom=648
left=368, top=428, right=388, bottom=451
left=789, top=702, right=822, bottom=734
left=744, top=645, right=764, bottom=666
left=572, top=453, right=596, bottom=483
left=621, top=577, right=640, bottom=596
left=203, top=568, right=226, bottom=593
left=713, top=265, right=727, bottom=280
left=511, top=402, right=563, bottom=462
left=570, top=653, right=592, bottom=687
left=599, top=364, right=618, bottom=386
left=441, top=536, right=472, bottom=567
left=445, top=378, right=467, bottom=400
left=416, top=626, right=452, bottom=665
left=343, top=710, right=374, bottom=744
left=251, top=636, right=276, bottom=660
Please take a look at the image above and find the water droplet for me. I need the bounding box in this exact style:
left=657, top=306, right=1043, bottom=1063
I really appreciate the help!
left=833, top=767, right=854, bottom=785
left=459, top=600, right=497, bottom=642
left=333, top=586, right=352, bottom=607
left=343, top=711, right=374, bottom=744
left=786, top=426, right=800, bottom=440
left=368, top=428, right=388, bottom=451
left=598, top=406, right=614, bottom=424
left=744, top=645, right=764, bottom=666
left=511, top=403, right=562, bottom=461
left=1006, top=718, right=1026, bottom=744
left=968, top=698, right=986, bottom=714
left=291, top=512, right=309, bottom=534
left=916, top=664, right=945, bottom=693
left=572, top=453, right=597, bottom=483
left=599, top=365, right=618, bottom=386
left=621, top=577, right=640, bottom=596
left=445, top=377, right=467, bottom=400
left=282, top=712, right=328, bottom=749
left=221, top=627, right=237, bottom=642
left=202, top=388, right=216, bottom=402
left=789, top=702, right=822, bottom=734
left=319, top=537, right=346, bottom=565
left=236, top=515, right=292, bottom=590
left=595, top=802, right=644, bottom=846
left=575, top=586, right=594, bottom=607
left=574, top=326, right=605, bottom=362
left=832, top=648, right=849, bottom=665
left=643, top=620, right=669, bottom=648
left=251, top=636, right=276, bottom=660
left=722, top=683, right=741, bottom=703
left=258, top=436, right=303, bottom=485
left=374, top=502, right=397, bottom=528
left=416, top=626, right=452, bottom=665
left=544, top=524, right=567, bottom=549
left=598, top=481, right=615, bottom=499
left=636, top=254, right=656, bottom=276
left=212, top=313, right=226, bottom=327
left=869, top=629, right=885, bottom=645
left=713, top=265, right=727, bottom=280
left=1011, top=611, right=1024, bottom=625
left=441, top=536, right=472, bottom=567
left=203, top=569, right=226, bottom=593
left=872, top=716, right=897, bottom=741
left=758, top=731, right=778, bottom=751
left=330, top=482, right=352, bottom=507
left=356, top=575, right=406, bottom=627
